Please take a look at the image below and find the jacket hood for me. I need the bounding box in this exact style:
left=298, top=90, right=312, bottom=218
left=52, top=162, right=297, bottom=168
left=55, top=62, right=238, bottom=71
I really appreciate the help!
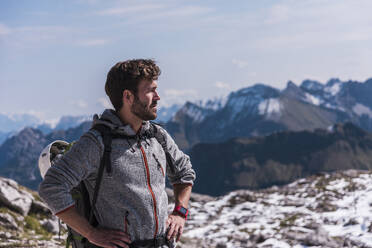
left=92, top=109, right=151, bottom=137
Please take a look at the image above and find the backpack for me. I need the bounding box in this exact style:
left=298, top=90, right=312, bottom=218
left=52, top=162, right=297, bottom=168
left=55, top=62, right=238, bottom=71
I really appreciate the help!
left=62, top=122, right=173, bottom=248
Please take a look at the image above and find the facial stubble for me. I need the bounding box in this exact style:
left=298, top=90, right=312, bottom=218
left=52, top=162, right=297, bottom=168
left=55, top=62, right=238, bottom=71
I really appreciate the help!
left=131, top=95, right=157, bottom=121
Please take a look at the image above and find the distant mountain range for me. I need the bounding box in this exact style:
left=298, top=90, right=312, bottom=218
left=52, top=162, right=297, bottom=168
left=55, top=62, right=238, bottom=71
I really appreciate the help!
left=156, top=104, right=182, bottom=123
left=0, top=114, right=92, bottom=145
left=167, top=78, right=372, bottom=150
left=0, top=105, right=181, bottom=146
left=2, top=119, right=372, bottom=196
left=3, top=77, right=372, bottom=194
left=0, top=122, right=92, bottom=189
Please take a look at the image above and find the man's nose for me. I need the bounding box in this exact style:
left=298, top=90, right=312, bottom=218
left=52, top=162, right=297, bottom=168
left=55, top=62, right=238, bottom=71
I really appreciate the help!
left=154, top=91, right=160, bottom=100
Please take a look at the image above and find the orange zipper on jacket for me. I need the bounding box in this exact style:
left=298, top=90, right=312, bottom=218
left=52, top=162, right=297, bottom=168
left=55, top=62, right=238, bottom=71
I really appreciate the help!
left=139, top=144, right=159, bottom=238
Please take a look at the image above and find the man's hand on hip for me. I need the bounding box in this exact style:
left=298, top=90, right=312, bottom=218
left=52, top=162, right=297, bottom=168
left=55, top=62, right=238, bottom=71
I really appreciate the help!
left=87, top=227, right=131, bottom=248
left=166, top=214, right=186, bottom=242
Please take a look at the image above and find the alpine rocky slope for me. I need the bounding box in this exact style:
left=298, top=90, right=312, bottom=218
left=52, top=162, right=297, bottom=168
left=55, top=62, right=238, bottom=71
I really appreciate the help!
left=179, top=169, right=372, bottom=248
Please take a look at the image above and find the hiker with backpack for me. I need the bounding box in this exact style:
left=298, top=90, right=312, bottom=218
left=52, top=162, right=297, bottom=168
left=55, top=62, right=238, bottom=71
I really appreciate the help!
left=38, top=59, right=196, bottom=248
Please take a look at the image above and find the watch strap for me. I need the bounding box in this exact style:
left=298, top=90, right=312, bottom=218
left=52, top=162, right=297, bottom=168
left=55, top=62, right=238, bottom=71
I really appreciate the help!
left=173, top=205, right=188, bottom=220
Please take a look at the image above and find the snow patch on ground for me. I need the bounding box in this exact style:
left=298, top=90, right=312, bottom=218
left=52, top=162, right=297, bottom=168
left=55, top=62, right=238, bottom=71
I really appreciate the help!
left=180, top=170, right=372, bottom=248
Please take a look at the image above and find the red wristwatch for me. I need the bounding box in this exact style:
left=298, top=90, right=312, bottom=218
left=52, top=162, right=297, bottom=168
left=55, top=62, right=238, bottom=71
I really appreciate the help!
left=173, top=205, right=189, bottom=220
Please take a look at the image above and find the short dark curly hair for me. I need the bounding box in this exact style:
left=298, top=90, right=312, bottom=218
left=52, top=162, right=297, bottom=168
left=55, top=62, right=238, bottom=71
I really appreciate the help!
left=105, top=59, right=161, bottom=111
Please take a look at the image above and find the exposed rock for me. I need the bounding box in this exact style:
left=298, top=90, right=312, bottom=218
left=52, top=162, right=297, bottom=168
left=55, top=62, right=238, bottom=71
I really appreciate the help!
left=343, top=217, right=359, bottom=226
left=0, top=177, right=33, bottom=215
left=303, top=227, right=340, bottom=247
left=41, top=218, right=59, bottom=234
left=341, top=169, right=360, bottom=178
left=0, top=213, right=18, bottom=230
left=0, top=231, right=11, bottom=239
left=215, top=243, right=227, bottom=248
left=30, top=199, right=51, bottom=216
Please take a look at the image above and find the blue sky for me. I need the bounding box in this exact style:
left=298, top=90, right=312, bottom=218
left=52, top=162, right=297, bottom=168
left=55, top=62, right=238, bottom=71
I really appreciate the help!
left=1, top=0, right=372, bottom=120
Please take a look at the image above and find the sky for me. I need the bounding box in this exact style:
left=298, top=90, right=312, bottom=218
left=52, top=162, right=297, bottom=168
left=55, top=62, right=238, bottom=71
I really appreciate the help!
left=1, top=0, right=372, bottom=120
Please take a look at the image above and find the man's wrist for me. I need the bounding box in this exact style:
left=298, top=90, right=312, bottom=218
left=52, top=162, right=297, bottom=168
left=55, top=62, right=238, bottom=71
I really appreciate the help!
left=172, top=205, right=188, bottom=220
left=86, top=226, right=97, bottom=240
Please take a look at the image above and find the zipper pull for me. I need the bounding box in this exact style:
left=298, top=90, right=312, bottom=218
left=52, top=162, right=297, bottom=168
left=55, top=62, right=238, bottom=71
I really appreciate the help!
left=124, top=211, right=130, bottom=234
left=125, top=211, right=130, bottom=225
left=137, top=136, right=142, bottom=148
left=153, top=154, right=165, bottom=176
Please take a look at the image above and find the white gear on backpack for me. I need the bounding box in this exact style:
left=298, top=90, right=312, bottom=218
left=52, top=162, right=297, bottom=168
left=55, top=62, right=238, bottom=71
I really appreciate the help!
left=38, top=140, right=70, bottom=179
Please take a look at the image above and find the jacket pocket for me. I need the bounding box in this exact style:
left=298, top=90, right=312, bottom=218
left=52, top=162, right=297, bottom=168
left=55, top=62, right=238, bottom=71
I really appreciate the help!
left=152, top=154, right=165, bottom=177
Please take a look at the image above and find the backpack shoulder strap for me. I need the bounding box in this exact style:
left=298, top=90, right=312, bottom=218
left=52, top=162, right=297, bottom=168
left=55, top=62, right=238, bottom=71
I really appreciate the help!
left=150, top=122, right=176, bottom=175
left=150, top=122, right=166, bottom=149
left=88, top=124, right=112, bottom=224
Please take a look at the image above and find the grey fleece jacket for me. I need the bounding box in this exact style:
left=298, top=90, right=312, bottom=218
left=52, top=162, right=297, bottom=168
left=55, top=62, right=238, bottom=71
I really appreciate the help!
left=38, top=109, right=196, bottom=241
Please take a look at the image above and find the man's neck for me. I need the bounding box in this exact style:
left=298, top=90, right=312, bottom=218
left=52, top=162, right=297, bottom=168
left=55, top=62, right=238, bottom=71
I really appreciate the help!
left=117, top=108, right=143, bottom=134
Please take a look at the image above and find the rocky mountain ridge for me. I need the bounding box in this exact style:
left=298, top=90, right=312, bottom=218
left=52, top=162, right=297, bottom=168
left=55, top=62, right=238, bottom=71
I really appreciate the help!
left=0, top=122, right=92, bottom=190
left=0, top=114, right=92, bottom=145
left=167, top=78, right=372, bottom=150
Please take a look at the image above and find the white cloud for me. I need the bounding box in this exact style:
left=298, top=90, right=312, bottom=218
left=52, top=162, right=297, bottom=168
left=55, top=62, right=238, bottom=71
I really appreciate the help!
left=0, top=23, right=11, bottom=35
left=159, top=89, right=199, bottom=107
left=12, top=25, right=76, bottom=45
left=76, top=0, right=99, bottom=4
left=26, top=110, right=46, bottom=120
left=77, top=39, right=110, bottom=46
left=264, top=4, right=290, bottom=24
left=97, top=4, right=164, bottom=16
left=98, top=97, right=113, bottom=109
left=164, top=89, right=198, bottom=97
left=232, top=59, right=249, bottom=69
left=96, top=3, right=212, bottom=26
left=215, top=81, right=230, bottom=90
left=71, top=100, right=88, bottom=108
left=159, top=6, right=212, bottom=18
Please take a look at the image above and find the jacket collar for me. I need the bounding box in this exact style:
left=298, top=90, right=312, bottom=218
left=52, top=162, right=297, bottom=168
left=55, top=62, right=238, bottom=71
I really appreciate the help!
left=92, top=109, right=151, bottom=137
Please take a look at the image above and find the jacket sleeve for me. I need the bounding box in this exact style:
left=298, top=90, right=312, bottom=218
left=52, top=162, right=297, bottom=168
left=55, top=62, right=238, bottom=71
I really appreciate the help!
left=38, top=131, right=103, bottom=215
left=159, top=127, right=196, bottom=186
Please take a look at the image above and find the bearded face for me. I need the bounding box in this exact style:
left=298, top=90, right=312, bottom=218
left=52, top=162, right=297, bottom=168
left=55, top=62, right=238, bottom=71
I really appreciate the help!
left=130, top=94, right=158, bottom=121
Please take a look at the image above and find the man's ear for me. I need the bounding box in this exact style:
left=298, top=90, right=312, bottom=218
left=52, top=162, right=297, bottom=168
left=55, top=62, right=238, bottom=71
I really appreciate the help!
left=123, top=90, right=133, bottom=104
left=123, top=90, right=133, bottom=101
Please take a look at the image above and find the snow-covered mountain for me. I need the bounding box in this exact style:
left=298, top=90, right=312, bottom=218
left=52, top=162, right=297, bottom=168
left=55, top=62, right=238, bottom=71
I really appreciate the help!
left=167, top=78, right=372, bottom=150
left=0, top=113, right=91, bottom=145
left=156, top=104, right=182, bottom=123
left=0, top=113, right=41, bottom=133
left=53, top=115, right=91, bottom=130
left=0, top=131, right=14, bottom=146
left=178, top=169, right=372, bottom=248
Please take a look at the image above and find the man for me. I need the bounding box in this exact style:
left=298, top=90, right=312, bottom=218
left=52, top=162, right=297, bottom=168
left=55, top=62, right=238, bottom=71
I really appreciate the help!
left=39, top=59, right=196, bottom=248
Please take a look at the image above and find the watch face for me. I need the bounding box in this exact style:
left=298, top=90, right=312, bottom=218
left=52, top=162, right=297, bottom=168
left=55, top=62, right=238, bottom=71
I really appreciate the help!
left=179, top=207, right=187, bottom=215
